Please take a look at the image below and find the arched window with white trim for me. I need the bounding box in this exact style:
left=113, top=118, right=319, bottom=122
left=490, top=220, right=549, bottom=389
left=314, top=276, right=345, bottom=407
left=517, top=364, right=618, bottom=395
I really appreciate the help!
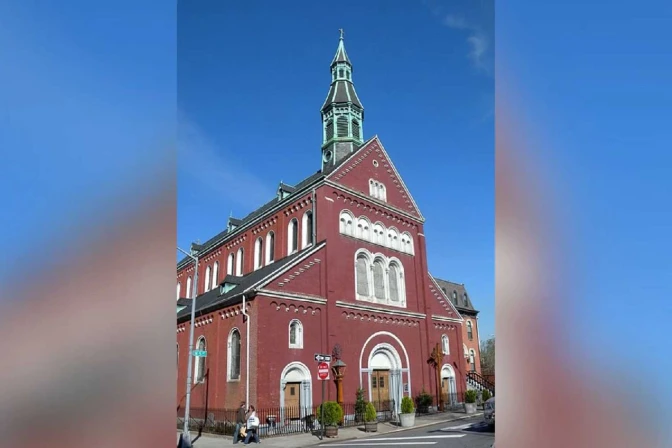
left=388, top=261, right=401, bottom=303
left=302, top=211, right=313, bottom=248
left=254, top=237, right=263, bottom=270
left=379, top=183, right=387, bottom=202
left=228, top=329, right=241, bottom=381
left=194, top=336, right=206, bottom=383
left=227, top=253, right=234, bottom=275
left=469, top=349, right=476, bottom=371
left=176, top=282, right=181, bottom=300
left=288, top=218, right=298, bottom=254
left=402, top=232, right=414, bottom=254
left=236, top=248, right=244, bottom=276
left=204, top=266, right=211, bottom=292
left=467, top=320, right=474, bottom=340
left=289, top=320, right=303, bottom=349
left=372, top=258, right=386, bottom=301
left=339, top=211, right=355, bottom=236
left=186, top=276, right=192, bottom=298
left=266, top=231, right=275, bottom=264
left=373, top=223, right=385, bottom=245
left=388, top=228, right=400, bottom=250
left=212, top=262, right=219, bottom=289
left=441, top=335, right=450, bottom=354
left=355, top=252, right=370, bottom=297
left=357, top=216, right=371, bottom=241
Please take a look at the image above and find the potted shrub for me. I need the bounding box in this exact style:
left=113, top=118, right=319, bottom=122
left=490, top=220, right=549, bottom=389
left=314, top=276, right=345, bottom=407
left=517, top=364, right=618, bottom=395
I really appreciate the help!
left=363, top=402, right=378, bottom=432
left=464, top=390, right=478, bottom=414
left=481, top=389, right=492, bottom=409
left=415, top=389, right=433, bottom=413
left=316, top=401, right=343, bottom=438
left=399, top=396, right=416, bottom=427
left=354, top=388, right=367, bottom=423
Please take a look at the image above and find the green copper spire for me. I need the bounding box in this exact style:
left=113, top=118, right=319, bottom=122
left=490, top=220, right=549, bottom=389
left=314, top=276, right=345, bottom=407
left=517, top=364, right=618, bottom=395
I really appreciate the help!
left=320, top=29, right=364, bottom=171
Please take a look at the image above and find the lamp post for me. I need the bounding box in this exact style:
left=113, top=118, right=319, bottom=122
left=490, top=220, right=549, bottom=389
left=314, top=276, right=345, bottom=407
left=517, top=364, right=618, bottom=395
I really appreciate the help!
left=332, top=359, right=347, bottom=425
left=177, top=242, right=204, bottom=447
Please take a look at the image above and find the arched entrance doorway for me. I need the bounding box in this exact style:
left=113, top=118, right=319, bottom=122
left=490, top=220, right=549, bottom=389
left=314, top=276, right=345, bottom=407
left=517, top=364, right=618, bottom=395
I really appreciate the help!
left=279, top=362, right=312, bottom=422
left=366, top=343, right=404, bottom=414
left=440, top=364, right=457, bottom=406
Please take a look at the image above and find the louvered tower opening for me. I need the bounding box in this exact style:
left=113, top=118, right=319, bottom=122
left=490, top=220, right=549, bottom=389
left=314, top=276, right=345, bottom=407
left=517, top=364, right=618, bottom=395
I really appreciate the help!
left=352, top=119, right=360, bottom=141
left=326, top=120, right=334, bottom=141
left=336, top=116, right=349, bottom=137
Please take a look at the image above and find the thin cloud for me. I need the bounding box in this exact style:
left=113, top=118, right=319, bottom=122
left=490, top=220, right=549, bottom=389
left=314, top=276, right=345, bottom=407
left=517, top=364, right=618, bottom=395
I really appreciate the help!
left=178, top=112, right=275, bottom=209
left=443, top=14, right=469, bottom=30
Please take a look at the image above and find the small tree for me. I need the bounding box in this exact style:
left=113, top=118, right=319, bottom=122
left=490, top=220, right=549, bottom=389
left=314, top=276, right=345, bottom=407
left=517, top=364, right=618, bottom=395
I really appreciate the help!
left=316, top=401, right=344, bottom=427
left=354, top=388, right=367, bottom=422
left=464, top=390, right=478, bottom=404
left=364, top=402, right=377, bottom=423
left=481, top=389, right=491, bottom=402
left=400, top=396, right=415, bottom=414
left=414, top=389, right=433, bottom=413
left=480, top=337, right=495, bottom=376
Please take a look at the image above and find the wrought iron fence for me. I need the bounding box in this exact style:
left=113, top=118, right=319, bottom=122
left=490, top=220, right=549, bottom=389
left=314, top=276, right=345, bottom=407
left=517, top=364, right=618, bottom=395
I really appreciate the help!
left=177, top=401, right=397, bottom=439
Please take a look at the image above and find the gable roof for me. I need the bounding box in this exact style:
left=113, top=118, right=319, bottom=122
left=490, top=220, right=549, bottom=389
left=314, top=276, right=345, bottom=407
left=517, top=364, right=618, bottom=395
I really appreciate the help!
left=325, top=135, right=425, bottom=220
left=427, top=273, right=465, bottom=320
left=432, top=276, right=479, bottom=314
left=177, top=241, right=326, bottom=323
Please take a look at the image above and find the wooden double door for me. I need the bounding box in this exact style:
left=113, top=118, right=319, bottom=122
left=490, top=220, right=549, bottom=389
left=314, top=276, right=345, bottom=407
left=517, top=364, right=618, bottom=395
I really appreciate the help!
left=284, top=382, right=302, bottom=419
left=371, top=370, right=390, bottom=411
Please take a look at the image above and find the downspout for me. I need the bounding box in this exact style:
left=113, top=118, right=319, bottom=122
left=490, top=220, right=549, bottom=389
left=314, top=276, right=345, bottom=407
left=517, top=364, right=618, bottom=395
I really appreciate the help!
left=241, top=294, right=250, bottom=407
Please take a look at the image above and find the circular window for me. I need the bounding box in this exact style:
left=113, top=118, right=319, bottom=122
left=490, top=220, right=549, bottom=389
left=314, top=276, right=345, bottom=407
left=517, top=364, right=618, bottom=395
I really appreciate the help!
left=372, top=160, right=379, bottom=167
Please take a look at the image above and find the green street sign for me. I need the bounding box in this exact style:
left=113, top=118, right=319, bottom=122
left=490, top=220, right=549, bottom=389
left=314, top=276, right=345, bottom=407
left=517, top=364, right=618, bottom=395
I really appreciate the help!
left=192, top=350, right=207, bottom=357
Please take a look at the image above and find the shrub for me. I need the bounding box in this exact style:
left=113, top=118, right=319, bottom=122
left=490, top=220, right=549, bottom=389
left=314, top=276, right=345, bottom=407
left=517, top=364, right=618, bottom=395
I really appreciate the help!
left=400, top=396, right=415, bottom=414
left=316, top=401, right=344, bottom=427
left=481, top=389, right=491, bottom=402
left=354, top=388, right=367, bottom=422
left=465, top=390, right=478, bottom=404
left=364, top=402, right=377, bottom=423
left=415, top=389, right=433, bottom=410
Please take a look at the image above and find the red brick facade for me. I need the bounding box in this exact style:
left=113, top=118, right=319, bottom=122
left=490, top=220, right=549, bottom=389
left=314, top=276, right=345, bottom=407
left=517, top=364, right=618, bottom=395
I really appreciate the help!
left=177, top=137, right=473, bottom=414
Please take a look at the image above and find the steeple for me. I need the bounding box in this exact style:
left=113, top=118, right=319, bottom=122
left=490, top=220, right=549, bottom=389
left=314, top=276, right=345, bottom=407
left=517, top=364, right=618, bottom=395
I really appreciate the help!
left=320, top=30, right=364, bottom=171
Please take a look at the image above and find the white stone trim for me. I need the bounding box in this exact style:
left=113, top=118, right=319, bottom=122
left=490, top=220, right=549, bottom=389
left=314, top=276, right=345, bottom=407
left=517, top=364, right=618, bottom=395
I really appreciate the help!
left=256, top=289, right=327, bottom=304
left=431, top=315, right=464, bottom=323
left=336, top=301, right=425, bottom=319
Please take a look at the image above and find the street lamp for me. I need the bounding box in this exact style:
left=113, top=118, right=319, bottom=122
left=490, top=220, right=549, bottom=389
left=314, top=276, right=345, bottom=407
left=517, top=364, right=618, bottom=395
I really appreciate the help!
left=177, top=242, right=204, bottom=448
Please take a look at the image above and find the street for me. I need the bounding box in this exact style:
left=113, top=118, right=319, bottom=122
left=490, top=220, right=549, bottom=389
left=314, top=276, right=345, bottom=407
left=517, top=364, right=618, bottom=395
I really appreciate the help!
left=314, top=416, right=494, bottom=448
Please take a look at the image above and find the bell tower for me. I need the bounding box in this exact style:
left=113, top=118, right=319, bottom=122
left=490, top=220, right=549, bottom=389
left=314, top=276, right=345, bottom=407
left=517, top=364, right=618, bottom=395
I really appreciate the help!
left=320, top=29, right=365, bottom=171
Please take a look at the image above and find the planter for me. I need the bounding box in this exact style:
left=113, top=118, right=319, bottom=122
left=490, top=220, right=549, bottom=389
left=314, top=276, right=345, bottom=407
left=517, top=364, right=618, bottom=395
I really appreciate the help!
left=464, top=402, right=477, bottom=414
left=399, top=413, right=415, bottom=428
left=324, top=426, right=339, bottom=438
left=364, top=422, right=378, bottom=433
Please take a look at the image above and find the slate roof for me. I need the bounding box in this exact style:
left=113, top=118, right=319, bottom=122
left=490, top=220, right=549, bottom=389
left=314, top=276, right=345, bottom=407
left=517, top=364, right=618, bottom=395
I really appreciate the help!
left=177, top=242, right=325, bottom=323
left=321, top=81, right=363, bottom=111
left=432, top=277, right=479, bottom=314
left=177, top=170, right=325, bottom=269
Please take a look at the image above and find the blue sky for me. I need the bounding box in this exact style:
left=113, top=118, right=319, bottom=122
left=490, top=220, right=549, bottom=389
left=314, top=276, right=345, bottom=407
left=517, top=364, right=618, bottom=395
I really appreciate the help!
left=177, top=0, right=495, bottom=338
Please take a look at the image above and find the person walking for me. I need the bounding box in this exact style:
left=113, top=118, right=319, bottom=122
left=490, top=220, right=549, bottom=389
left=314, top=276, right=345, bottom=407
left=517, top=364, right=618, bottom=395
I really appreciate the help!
left=233, top=402, right=246, bottom=444
left=243, top=405, right=260, bottom=445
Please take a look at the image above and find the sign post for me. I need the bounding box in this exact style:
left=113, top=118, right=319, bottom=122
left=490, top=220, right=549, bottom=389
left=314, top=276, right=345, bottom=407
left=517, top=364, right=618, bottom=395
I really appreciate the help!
left=315, top=353, right=331, bottom=440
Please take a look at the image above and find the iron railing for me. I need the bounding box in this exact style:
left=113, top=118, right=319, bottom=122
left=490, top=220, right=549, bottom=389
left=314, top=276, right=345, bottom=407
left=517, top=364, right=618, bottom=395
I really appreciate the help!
left=177, top=401, right=396, bottom=439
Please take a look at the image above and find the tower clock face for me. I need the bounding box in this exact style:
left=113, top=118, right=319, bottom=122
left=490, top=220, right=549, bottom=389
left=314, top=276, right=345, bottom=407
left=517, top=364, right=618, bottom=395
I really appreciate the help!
left=323, top=150, right=333, bottom=163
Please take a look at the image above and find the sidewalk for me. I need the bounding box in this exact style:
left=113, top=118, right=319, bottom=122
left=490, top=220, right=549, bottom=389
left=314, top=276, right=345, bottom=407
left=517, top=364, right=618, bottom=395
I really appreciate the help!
left=177, top=411, right=484, bottom=448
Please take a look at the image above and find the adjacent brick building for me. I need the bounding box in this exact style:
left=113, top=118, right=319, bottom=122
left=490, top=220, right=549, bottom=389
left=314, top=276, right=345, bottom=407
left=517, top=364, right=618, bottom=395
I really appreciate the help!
left=176, top=34, right=485, bottom=417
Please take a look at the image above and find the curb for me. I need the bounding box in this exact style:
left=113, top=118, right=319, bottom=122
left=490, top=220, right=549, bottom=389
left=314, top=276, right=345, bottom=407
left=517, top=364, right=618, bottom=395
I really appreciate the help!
left=311, top=413, right=484, bottom=446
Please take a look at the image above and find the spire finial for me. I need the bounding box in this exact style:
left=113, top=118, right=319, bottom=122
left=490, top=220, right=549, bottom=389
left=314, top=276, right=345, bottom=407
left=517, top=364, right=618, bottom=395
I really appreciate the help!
left=339, top=28, right=344, bottom=40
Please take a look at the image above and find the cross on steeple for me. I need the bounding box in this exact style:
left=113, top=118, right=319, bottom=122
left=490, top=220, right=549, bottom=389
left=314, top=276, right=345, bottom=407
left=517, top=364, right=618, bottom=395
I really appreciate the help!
left=339, top=28, right=344, bottom=40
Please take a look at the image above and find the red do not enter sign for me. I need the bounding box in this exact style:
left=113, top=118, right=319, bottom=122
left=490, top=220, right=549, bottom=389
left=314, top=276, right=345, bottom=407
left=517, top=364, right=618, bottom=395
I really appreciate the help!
left=317, top=362, right=330, bottom=380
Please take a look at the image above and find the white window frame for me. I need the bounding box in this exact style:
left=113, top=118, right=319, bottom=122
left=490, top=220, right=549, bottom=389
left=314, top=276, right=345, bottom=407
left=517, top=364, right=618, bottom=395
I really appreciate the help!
left=302, top=211, right=314, bottom=249
left=204, top=266, right=211, bottom=292
left=212, top=262, right=219, bottom=289
left=194, top=336, right=206, bottom=384
left=441, top=335, right=450, bottom=355
left=254, top=237, right=263, bottom=270
left=228, top=328, right=242, bottom=382
left=288, top=218, right=299, bottom=254
left=236, top=248, right=244, bottom=276
left=186, top=276, right=192, bottom=298
left=176, top=282, right=181, bottom=300
left=467, top=320, right=474, bottom=340
left=265, top=231, right=275, bottom=265
left=288, top=319, right=304, bottom=349
left=227, top=253, right=234, bottom=275
left=353, top=248, right=406, bottom=308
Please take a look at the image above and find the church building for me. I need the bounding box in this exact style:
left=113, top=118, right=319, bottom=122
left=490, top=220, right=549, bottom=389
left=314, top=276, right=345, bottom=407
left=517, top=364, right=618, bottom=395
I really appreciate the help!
left=176, top=33, right=483, bottom=418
